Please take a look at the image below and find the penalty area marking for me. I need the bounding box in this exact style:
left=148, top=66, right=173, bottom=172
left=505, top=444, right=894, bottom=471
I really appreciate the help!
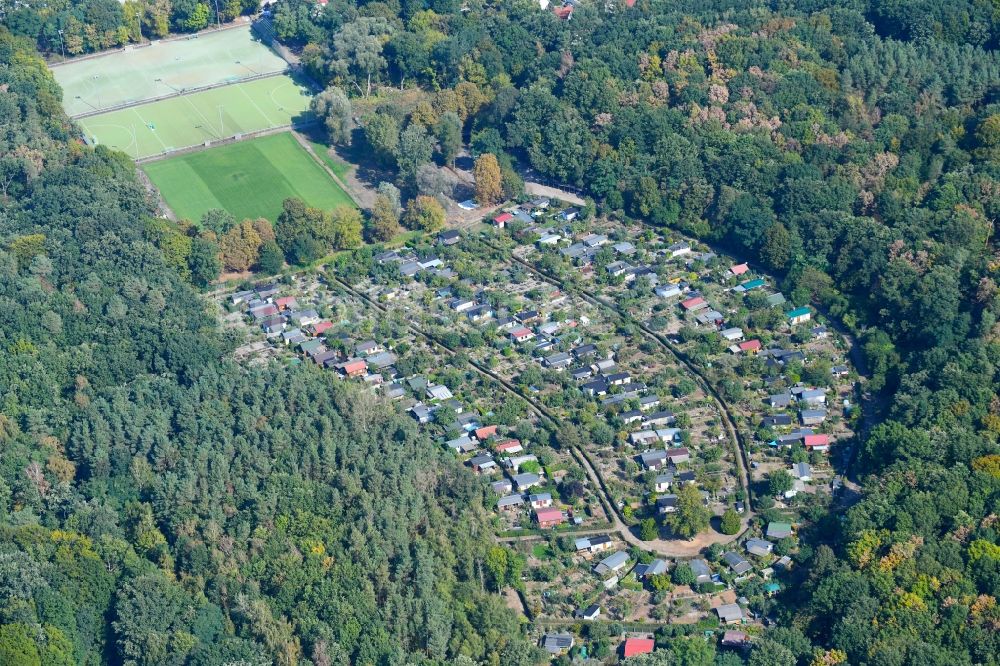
left=236, top=82, right=278, bottom=128
left=266, top=79, right=296, bottom=113
left=130, top=107, right=171, bottom=153
left=79, top=120, right=138, bottom=158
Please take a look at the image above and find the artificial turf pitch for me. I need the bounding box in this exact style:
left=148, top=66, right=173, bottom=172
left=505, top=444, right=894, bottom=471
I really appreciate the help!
left=142, top=131, right=356, bottom=223
left=53, top=27, right=288, bottom=117
left=77, top=74, right=313, bottom=160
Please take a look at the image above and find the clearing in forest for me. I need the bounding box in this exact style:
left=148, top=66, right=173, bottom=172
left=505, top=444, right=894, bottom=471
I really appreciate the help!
left=142, top=131, right=355, bottom=222
left=52, top=26, right=288, bottom=117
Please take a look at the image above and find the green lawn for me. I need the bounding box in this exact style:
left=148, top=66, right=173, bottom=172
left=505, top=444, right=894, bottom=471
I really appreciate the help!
left=143, top=131, right=355, bottom=223
left=308, top=139, right=352, bottom=178
left=78, top=74, right=313, bottom=159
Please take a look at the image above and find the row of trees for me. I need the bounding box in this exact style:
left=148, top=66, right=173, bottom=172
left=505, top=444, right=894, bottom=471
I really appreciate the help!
left=145, top=188, right=452, bottom=282
left=4, top=0, right=261, bottom=56
left=147, top=199, right=365, bottom=281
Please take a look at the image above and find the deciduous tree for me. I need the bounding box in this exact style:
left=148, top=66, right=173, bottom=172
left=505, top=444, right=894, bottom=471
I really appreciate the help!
left=720, top=508, right=741, bottom=535
left=672, top=562, right=695, bottom=586
left=330, top=206, right=363, bottom=249
left=188, top=236, right=221, bottom=287
left=220, top=219, right=264, bottom=271
left=363, top=114, right=400, bottom=166
left=403, top=195, right=445, bottom=232
left=436, top=111, right=462, bottom=167
left=415, top=164, right=455, bottom=198
left=668, top=483, right=710, bottom=539
left=200, top=209, right=236, bottom=236
left=257, top=240, right=284, bottom=275
left=329, top=18, right=394, bottom=97
left=367, top=193, right=400, bottom=242
left=473, top=153, right=502, bottom=205
left=749, top=640, right=796, bottom=666
left=311, top=86, right=353, bottom=145
left=761, top=222, right=792, bottom=270
left=395, top=123, right=435, bottom=187
left=768, top=469, right=794, bottom=497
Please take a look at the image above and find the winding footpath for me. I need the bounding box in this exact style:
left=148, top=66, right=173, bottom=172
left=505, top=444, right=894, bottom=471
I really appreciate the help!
left=446, top=170, right=753, bottom=519
left=496, top=246, right=754, bottom=513
left=326, top=249, right=750, bottom=557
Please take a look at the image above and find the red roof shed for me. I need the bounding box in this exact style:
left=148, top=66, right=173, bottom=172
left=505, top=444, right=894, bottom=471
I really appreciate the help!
left=623, top=638, right=655, bottom=657
left=535, top=507, right=564, bottom=527
left=804, top=434, right=830, bottom=449
left=475, top=425, right=498, bottom=441
left=341, top=359, right=367, bottom=376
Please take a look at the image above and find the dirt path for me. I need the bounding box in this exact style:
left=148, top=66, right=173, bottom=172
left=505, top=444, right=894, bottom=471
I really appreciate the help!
left=447, top=158, right=587, bottom=207
left=629, top=310, right=753, bottom=512
left=291, top=131, right=372, bottom=210
left=503, top=588, right=529, bottom=620
left=326, top=271, right=739, bottom=558
left=573, top=446, right=746, bottom=557
left=443, top=163, right=584, bottom=224
left=679, top=239, right=877, bottom=502
left=441, top=164, right=503, bottom=227
left=496, top=527, right=613, bottom=542
left=533, top=617, right=669, bottom=631
left=524, top=182, right=586, bottom=206
left=487, top=243, right=755, bottom=513
left=336, top=160, right=380, bottom=211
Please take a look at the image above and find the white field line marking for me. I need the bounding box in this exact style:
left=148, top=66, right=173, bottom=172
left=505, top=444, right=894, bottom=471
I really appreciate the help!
left=131, top=107, right=170, bottom=154
left=236, top=82, right=277, bottom=128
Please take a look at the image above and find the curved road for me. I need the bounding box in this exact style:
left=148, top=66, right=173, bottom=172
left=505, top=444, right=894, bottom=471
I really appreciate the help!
left=486, top=242, right=754, bottom=513
left=327, top=272, right=746, bottom=557
left=572, top=444, right=750, bottom=556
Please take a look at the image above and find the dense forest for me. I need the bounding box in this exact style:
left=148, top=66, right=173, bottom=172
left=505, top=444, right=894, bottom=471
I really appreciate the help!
left=1, top=0, right=261, bottom=56
left=0, top=29, right=540, bottom=665
left=2, top=0, right=1000, bottom=663
left=281, top=0, right=1000, bottom=663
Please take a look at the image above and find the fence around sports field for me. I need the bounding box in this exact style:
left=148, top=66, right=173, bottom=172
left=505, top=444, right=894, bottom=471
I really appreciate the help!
left=71, top=69, right=289, bottom=120
left=52, top=25, right=287, bottom=118
left=76, top=74, right=315, bottom=160
left=46, top=19, right=252, bottom=69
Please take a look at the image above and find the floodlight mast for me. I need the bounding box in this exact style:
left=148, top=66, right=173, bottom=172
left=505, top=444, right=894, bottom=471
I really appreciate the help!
left=155, top=78, right=182, bottom=94
left=74, top=95, right=99, bottom=112
left=236, top=60, right=258, bottom=76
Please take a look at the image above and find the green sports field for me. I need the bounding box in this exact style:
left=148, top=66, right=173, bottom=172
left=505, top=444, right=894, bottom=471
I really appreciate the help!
left=142, top=131, right=355, bottom=222
left=53, top=27, right=288, bottom=117
left=76, top=75, right=313, bottom=159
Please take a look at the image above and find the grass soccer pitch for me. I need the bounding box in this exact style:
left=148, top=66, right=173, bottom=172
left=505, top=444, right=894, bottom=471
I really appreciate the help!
left=76, top=75, right=313, bottom=160
left=142, top=131, right=356, bottom=223
left=52, top=27, right=288, bottom=117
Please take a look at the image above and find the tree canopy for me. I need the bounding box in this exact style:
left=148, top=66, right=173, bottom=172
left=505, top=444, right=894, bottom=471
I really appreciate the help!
left=0, top=28, right=540, bottom=666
